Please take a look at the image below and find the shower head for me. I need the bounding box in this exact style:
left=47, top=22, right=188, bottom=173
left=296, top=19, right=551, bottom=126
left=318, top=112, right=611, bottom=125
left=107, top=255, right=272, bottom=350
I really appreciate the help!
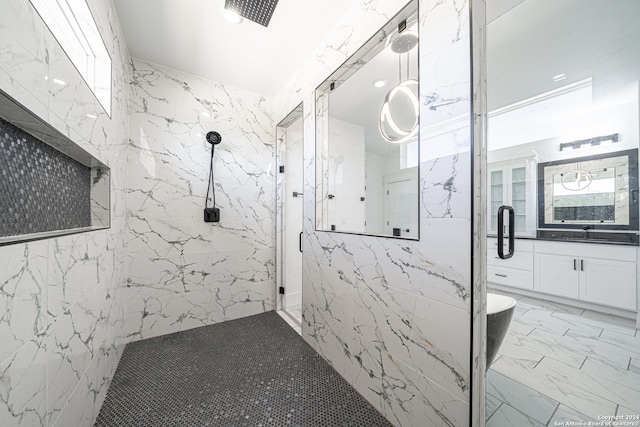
left=206, top=131, right=222, bottom=145
left=390, top=31, right=418, bottom=54
left=224, top=0, right=279, bottom=27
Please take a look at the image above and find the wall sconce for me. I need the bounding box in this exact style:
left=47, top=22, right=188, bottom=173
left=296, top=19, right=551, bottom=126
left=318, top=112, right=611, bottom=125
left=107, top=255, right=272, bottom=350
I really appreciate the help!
left=559, top=133, right=619, bottom=151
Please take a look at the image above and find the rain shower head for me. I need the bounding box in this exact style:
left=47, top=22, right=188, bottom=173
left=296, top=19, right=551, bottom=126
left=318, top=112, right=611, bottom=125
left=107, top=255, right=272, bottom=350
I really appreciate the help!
left=224, top=0, right=280, bottom=27
left=390, top=31, right=418, bottom=54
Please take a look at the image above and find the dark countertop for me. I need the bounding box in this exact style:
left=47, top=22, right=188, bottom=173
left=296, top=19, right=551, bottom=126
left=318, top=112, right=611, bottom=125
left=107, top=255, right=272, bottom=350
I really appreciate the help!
left=487, top=231, right=640, bottom=246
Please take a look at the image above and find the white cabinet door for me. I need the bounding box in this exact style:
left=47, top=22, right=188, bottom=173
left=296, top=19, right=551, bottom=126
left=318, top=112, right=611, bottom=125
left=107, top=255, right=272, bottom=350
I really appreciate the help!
left=534, top=253, right=580, bottom=298
left=579, top=257, right=637, bottom=310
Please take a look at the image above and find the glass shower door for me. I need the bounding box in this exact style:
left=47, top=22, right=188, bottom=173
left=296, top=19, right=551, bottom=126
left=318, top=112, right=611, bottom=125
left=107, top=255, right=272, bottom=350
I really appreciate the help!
left=283, top=116, right=304, bottom=323
left=484, top=0, right=640, bottom=424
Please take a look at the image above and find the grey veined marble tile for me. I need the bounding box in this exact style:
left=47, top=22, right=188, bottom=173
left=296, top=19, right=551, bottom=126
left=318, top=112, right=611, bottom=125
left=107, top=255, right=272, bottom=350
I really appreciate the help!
left=491, top=355, right=617, bottom=419
left=485, top=393, right=502, bottom=420
left=486, top=403, right=545, bottom=427
left=517, top=297, right=585, bottom=316
left=536, top=357, right=640, bottom=413
left=487, top=369, right=558, bottom=425
left=579, top=310, right=638, bottom=334
left=581, top=357, right=640, bottom=393
left=549, top=404, right=597, bottom=425
left=617, top=405, right=640, bottom=417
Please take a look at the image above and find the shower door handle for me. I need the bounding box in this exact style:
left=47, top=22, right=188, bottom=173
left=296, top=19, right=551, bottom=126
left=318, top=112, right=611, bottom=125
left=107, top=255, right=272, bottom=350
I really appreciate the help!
left=299, top=232, right=303, bottom=253
left=497, top=205, right=514, bottom=260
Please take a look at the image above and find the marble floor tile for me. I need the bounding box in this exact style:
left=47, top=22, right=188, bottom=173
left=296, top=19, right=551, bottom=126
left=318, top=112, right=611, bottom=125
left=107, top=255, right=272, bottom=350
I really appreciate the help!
left=616, top=405, right=640, bottom=418
left=536, top=357, right=640, bottom=413
left=487, top=294, right=639, bottom=425
left=581, top=357, right=640, bottom=392
left=496, top=341, right=544, bottom=367
left=563, top=329, right=636, bottom=368
left=600, top=328, right=640, bottom=350
left=548, top=404, right=598, bottom=425
left=486, top=370, right=558, bottom=425
left=506, top=328, right=586, bottom=368
left=528, top=329, right=628, bottom=369
left=537, top=312, right=605, bottom=337
left=486, top=402, right=545, bottom=427
left=517, top=297, right=585, bottom=316
left=485, top=393, right=502, bottom=420
left=509, top=318, right=536, bottom=336
left=579, top=310, right=637, bottom=333
left=491, top=355, right=617, bottom=419
left=519, top=308, right=594, bottom=336
left=554, top=311, right=637, bottom=337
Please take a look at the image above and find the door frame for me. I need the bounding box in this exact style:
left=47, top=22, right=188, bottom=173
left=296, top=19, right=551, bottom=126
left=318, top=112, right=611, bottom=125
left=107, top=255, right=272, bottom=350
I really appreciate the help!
left=275, top=103, right=304, bottom=319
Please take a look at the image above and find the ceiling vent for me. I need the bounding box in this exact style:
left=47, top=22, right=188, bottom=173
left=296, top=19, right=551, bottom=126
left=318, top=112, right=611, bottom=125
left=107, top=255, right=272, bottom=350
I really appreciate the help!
left=224, top=0, right=280, bottom=27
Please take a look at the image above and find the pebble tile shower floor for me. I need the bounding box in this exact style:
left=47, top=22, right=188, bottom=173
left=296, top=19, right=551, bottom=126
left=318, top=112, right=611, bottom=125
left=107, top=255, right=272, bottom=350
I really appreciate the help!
left=95, top=311, right=391, bottom=427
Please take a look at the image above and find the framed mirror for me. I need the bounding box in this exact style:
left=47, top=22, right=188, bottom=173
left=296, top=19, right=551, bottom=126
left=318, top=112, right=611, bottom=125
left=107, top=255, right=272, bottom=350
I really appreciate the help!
left=315, top=0, right=419, bottom=239
left=538, top=149, right=639, bottom=230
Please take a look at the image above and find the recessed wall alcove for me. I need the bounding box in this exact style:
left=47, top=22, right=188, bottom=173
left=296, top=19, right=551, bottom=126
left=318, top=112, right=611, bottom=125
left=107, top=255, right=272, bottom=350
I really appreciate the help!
left=0, top=88, right=109, bottom=245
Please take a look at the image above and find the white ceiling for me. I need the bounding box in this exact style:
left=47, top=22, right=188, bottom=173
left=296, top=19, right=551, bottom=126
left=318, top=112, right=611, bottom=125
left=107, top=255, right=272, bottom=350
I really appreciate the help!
left=112, top=0, right=359, bottom=98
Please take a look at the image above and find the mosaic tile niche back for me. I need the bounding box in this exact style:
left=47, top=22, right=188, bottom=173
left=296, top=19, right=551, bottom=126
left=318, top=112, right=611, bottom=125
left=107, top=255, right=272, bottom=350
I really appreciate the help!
left=0, top=116, right=91, bottom=237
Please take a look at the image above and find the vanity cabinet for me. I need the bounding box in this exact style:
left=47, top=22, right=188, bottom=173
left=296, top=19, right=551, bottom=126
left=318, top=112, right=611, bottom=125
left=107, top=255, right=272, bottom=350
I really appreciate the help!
left=533, top=241, right=637, bottom=311
left=487, top=238, right=534, bottom=290
left=488, top=160, right=536, bottom=237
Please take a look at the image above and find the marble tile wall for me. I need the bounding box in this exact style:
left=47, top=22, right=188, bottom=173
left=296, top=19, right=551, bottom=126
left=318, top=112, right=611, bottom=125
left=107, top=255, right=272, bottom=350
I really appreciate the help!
left=272, top=0, right=475, bottom=425
left=124, top=59, right=276, bottom=341
left=0, top=0, right=130, bottom=425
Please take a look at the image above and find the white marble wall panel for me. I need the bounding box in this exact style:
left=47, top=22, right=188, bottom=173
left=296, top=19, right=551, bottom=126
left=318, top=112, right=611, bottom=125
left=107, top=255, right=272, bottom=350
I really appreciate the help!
left=0, top=0, right=130, bottom=425
left=125, top=59, right=276, bottom=341
left=274, top=0, right=474, bottom=424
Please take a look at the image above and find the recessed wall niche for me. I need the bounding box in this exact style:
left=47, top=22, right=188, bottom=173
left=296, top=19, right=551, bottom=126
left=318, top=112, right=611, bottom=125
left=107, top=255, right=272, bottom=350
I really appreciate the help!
left=0, top=89, right=109, bottom=245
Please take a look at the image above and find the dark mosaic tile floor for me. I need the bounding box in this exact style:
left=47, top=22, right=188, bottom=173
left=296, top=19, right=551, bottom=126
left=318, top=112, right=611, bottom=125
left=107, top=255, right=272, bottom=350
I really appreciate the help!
left=95, top=311, right=391, bottom=427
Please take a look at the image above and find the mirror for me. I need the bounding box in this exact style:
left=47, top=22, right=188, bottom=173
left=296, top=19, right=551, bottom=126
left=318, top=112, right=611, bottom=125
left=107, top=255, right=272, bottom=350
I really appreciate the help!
left=315, top=0, right=419, bottom=239
left=538, top=149, right=639, bottom=229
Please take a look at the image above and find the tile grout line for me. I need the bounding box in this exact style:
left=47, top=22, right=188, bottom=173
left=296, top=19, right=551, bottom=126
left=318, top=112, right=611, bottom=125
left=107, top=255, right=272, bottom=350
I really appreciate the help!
left=485, top=401, right=503, bottom=424
left=545, top=402, right=561, bottom=426
left=578, top=356, right=587, bottom=370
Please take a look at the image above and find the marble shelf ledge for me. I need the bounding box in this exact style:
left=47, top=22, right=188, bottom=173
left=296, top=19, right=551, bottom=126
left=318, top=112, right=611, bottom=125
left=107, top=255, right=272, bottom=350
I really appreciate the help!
left=0, top=225, right=110, bottom=246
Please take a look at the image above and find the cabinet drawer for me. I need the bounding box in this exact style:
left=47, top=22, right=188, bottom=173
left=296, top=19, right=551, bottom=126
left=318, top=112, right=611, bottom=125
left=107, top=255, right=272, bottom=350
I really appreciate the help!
left=487, top=250, right=533, bottom=270
left=487, top=265, right=533, bottom=290
left=488, top=238, right=534, bottom=253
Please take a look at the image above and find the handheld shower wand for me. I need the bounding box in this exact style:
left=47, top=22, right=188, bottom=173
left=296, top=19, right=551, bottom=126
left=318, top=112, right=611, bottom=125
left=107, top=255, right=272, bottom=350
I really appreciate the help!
left=204, top=131, right=222, bottom=223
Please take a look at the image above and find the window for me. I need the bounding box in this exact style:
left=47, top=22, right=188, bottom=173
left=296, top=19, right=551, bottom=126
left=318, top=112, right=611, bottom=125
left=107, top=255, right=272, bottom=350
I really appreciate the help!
left=30, top=0, right=112, bottom=115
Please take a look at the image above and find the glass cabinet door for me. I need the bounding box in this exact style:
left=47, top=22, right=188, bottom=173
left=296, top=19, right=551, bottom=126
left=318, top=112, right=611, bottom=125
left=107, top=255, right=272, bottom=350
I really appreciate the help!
left=511, top=166, right=527, bottom=233
left=489, top=169, right=504, bottom=234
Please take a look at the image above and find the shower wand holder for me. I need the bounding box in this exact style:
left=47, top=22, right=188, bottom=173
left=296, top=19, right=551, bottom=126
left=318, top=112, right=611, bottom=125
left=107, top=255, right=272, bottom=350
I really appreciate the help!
left=204, top=207, right=220, bottom=223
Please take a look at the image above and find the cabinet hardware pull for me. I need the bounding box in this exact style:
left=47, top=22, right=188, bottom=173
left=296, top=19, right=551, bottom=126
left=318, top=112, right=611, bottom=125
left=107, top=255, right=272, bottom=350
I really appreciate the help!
left=573, top=259, right=577, bottom=270
left=495, top=273, right=507, bottom=277
left=580, top=259, right=584, bottom=271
